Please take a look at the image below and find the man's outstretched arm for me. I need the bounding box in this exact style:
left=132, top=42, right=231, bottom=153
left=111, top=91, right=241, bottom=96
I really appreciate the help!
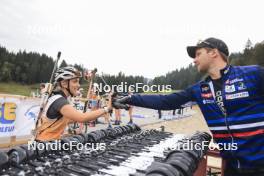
left=114, top=86, right=194, bottom=110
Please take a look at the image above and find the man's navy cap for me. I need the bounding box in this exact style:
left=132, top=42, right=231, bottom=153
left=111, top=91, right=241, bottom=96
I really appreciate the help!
left=187, top=37, right=229, bottom=58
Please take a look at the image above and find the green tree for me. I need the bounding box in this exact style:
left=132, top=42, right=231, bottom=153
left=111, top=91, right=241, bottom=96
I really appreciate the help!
left=59, top=60, right=68, bottom=68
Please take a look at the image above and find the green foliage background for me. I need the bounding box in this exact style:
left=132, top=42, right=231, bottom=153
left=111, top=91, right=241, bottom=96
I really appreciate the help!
left=0, top=39, right=263, bottom=96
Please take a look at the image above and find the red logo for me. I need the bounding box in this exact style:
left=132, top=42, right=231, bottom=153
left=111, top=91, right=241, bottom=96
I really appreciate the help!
left=201, top=93, right=213, bottom=98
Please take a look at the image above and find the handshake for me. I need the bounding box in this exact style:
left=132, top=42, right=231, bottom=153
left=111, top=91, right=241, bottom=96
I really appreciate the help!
left=111, top=92, right=131, bottom=110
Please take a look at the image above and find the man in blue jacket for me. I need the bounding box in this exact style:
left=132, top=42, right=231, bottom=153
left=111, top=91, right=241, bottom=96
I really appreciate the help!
left=114, top=37, right=264, bottom=176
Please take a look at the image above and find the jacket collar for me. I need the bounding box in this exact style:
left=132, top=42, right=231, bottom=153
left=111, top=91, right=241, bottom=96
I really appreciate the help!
left=203, top=64, right=231, bottom=82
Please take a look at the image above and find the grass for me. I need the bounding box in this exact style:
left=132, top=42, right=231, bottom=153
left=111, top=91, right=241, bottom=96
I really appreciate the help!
left=0, top=82, right=90, bottom=97
left=0, top=82, right=39, bottom=96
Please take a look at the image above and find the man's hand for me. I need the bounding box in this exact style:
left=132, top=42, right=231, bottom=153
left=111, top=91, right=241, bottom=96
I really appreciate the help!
left=112, top=94, right=131, bottom=110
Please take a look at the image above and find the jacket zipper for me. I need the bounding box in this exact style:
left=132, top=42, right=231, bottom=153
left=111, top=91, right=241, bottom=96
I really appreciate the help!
left=210, top=81, right=240, bottom=169
left=221, top=82, right=240, bottom=169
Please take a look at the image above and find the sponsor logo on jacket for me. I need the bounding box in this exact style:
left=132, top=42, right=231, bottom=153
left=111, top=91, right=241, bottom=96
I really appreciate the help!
left=202, top=100, right=215, bottom=104
left=226, top=91, right=249, bottom=100
left=225, top=85, right=236, bottom=93
left=237, top=82, right=247, bottom=91
left=225, top=78, right=244, bottom=84
left=201, top=93, right=213, bottom=98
